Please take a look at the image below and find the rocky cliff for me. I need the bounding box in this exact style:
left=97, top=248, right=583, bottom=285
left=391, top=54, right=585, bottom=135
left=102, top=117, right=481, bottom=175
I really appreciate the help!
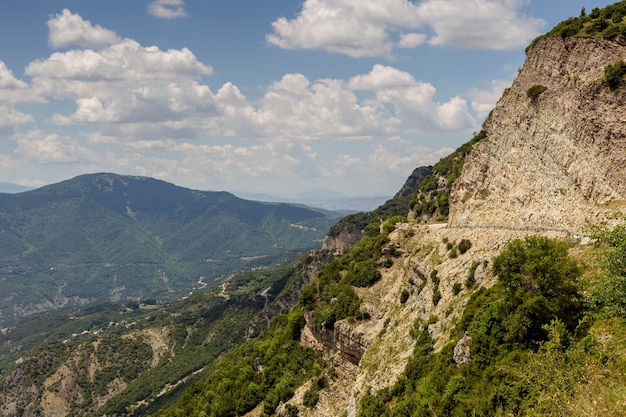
left=283, top=35, right=626, bottom=417
left=450, top=37, right=626, bottom=231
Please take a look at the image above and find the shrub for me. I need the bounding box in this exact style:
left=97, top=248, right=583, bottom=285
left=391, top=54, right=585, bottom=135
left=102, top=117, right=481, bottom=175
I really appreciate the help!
left=465, top=261, right=479, bottom=289
left=400, top=289, right=410, bottom=304
left=492, top=235, right=582, bottom=342
left=452, top=283, right=463, bottom=295
left=526, top=85, right=548, bottom=100
left=605, top=59, right=626, bottom=90
left=458, top=239, right=472, bottom=254
left=432, top=289, right=442, bottom=305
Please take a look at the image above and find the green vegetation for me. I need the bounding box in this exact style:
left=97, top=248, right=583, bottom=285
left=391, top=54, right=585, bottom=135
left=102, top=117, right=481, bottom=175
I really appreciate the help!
left=303, top=217, right=403, bottom=331
left=155, top=310, right=321, bottom=417
left=0, top=173, right=340, bottom=326
left=527, top=84, right=548, bottom=100
left=527, top=1, right=626, bottom=51
left=410, top=131, right=486, bottom=220
left=605, top=59, right=626, bottom=90
left=586, top=212, right=626, bottom=318
left=0, top=251, right=326, bottom=416
left=358, top=226, right=626, bottom=416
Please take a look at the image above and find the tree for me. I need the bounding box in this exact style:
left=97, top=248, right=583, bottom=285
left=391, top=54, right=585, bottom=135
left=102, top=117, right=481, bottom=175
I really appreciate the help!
left=587, top=212, right=626, bottom=317
left=492, top=236, right=582, bottom=342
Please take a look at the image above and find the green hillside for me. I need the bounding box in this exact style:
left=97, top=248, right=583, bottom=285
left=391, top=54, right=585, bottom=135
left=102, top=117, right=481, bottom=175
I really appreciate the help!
left=0, top=173, right=340, bottom=325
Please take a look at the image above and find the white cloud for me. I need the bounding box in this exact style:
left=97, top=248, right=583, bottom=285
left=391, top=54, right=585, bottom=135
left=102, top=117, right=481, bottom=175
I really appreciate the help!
left=267, top=0, right=420, bottom=58
left=255, top=73, right=392, bottom=140
left=0, top=106, right=33, bottom=135
left=349, top=64, right=417, bottom=90
left=48, top=9, right=120, bottom=49
left=468, top=79, right=511, bottom=119
left=0, top=61, right=40, bottom=103
left=14, top=130, right=97, bottom=164
left=398, top=32, right=427, bottom=49
left=267, top=0, right=544, bottom=57
left=351, top=65, right=475, bottom=131
left=417, top=0, right=544, bottom=50
left=24, top=13, right=215, bottom=143
left=148, top=0, right=188, bottom=19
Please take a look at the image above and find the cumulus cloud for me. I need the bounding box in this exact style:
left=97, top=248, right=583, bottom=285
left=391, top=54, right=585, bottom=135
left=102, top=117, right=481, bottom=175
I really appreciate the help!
left=14, top=130, right=97, bottom=164
left=350, top=65, right=475, bottom=131
left=148, top=0, right=188, bottom=19
left=254, top=74, right=392, bottom=140
left=267, top=0, right=544, bottom=57
left=8, top=10, right=486, bottom=196
left=24, top=12, right=215, bottom=143
left=48, top=9, right=120, bottom=48
left=0, top=105, right=33, bottom=134
left=417, top=0, right=544, bottom=49
left=0, top=61, right=41, bottom=103
left=398, top=32, right=427, bottom=49
left=468, top=79, right=512, bottom=119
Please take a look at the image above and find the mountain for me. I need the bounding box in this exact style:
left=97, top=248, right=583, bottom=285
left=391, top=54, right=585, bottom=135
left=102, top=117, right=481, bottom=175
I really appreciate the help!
left=0, top=173, right=341, bottom=324
left=4, top=3, right=626, bottom=417
left=155, top=4, right=626, bottom=417
left=0, top=183, right=32, bottom=194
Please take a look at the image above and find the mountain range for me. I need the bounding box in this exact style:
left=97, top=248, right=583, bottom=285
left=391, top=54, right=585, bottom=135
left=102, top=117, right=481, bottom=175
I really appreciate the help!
left=0, top=173, right=341, bottom=325
left=2, top=3, right=626, bottom=417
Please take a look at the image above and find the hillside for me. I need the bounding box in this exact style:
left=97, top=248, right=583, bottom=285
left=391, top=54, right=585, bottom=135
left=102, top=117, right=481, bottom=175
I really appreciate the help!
left=3, top=3, right=626, bottom=417
left=0, top=173, right=340, bottom=324
left=154, top=3, right=626, bottom=417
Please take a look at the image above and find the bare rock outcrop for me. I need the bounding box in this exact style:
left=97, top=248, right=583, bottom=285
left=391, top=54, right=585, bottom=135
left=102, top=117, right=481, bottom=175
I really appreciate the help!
left=450, top=37, right=626, bottom=231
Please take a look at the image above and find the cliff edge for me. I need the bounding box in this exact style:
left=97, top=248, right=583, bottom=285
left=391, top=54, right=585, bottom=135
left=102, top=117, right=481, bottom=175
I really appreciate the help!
left=450, top=37, right=626, bottom=231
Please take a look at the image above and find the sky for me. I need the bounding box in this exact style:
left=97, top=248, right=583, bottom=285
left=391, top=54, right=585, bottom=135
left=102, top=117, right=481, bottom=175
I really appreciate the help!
left=0, top=0, right=617, bottom=198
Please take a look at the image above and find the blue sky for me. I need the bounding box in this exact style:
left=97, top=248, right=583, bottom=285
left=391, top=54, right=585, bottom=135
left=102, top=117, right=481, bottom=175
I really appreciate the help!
left=0, top=0, right=617, bottom=197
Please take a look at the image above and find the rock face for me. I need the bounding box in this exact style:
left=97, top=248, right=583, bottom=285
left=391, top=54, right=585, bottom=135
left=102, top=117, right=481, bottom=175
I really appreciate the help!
left=291, top=36, right=626, bottom=417
left=321, top=224, right=364, bottom=255
left=450, top=37, right=626, bottom=232
left=394, top=165, right=433, bottom=199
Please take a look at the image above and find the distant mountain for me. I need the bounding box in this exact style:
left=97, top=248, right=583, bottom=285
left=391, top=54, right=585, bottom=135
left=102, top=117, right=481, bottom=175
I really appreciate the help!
left=233, top=191, right=391, bottom=212
left=0, top=182, right=32, bottom=194
left=0, top=173, right=342, bottom=324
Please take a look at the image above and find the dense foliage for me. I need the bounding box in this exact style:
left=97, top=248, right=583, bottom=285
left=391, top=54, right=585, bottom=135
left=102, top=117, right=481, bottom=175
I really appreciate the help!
left=155, top=310, right=322, bottom=417
left=0, top=252, right=326, bottom=416
left=527, top=1, right=626, bottom=51
left=409, top=131, right=486, bottom=220
left=0, top=173, right=340, bottom=325
left=303, top=216, right=403, bottom=330
left=357, top=235, right=594, bottom=416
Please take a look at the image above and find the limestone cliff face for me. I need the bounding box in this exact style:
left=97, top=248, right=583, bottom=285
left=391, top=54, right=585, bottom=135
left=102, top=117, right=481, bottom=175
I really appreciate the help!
left=281, top=36, right=626, bottom=417
left=450, top=37, right=626, bottom=231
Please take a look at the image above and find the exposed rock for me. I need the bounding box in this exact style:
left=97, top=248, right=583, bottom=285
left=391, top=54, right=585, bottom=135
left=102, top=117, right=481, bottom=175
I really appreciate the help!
left=453, top=333, right=472, bottom=366
left=393, top=165, right=433, bottom=199
left=322, top=224, right=364, bottom=255
left=450, top=37, right=626, bottom=232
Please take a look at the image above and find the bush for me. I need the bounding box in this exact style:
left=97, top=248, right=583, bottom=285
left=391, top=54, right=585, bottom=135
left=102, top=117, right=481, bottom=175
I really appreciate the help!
left=432, top=289, right=442, bottom=305
left=400, top=289, right=410, bottom=304
left=492, top=236, right=582, bottom=342
left=605, top=59, right=626, bottom=90
left=458, top=239, right=472, bottom=254
left=452, top=283, right=463, bottom=295
left=465, top=261, right=479, bottom=288
left=526, top=85, right=548, bottom=100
